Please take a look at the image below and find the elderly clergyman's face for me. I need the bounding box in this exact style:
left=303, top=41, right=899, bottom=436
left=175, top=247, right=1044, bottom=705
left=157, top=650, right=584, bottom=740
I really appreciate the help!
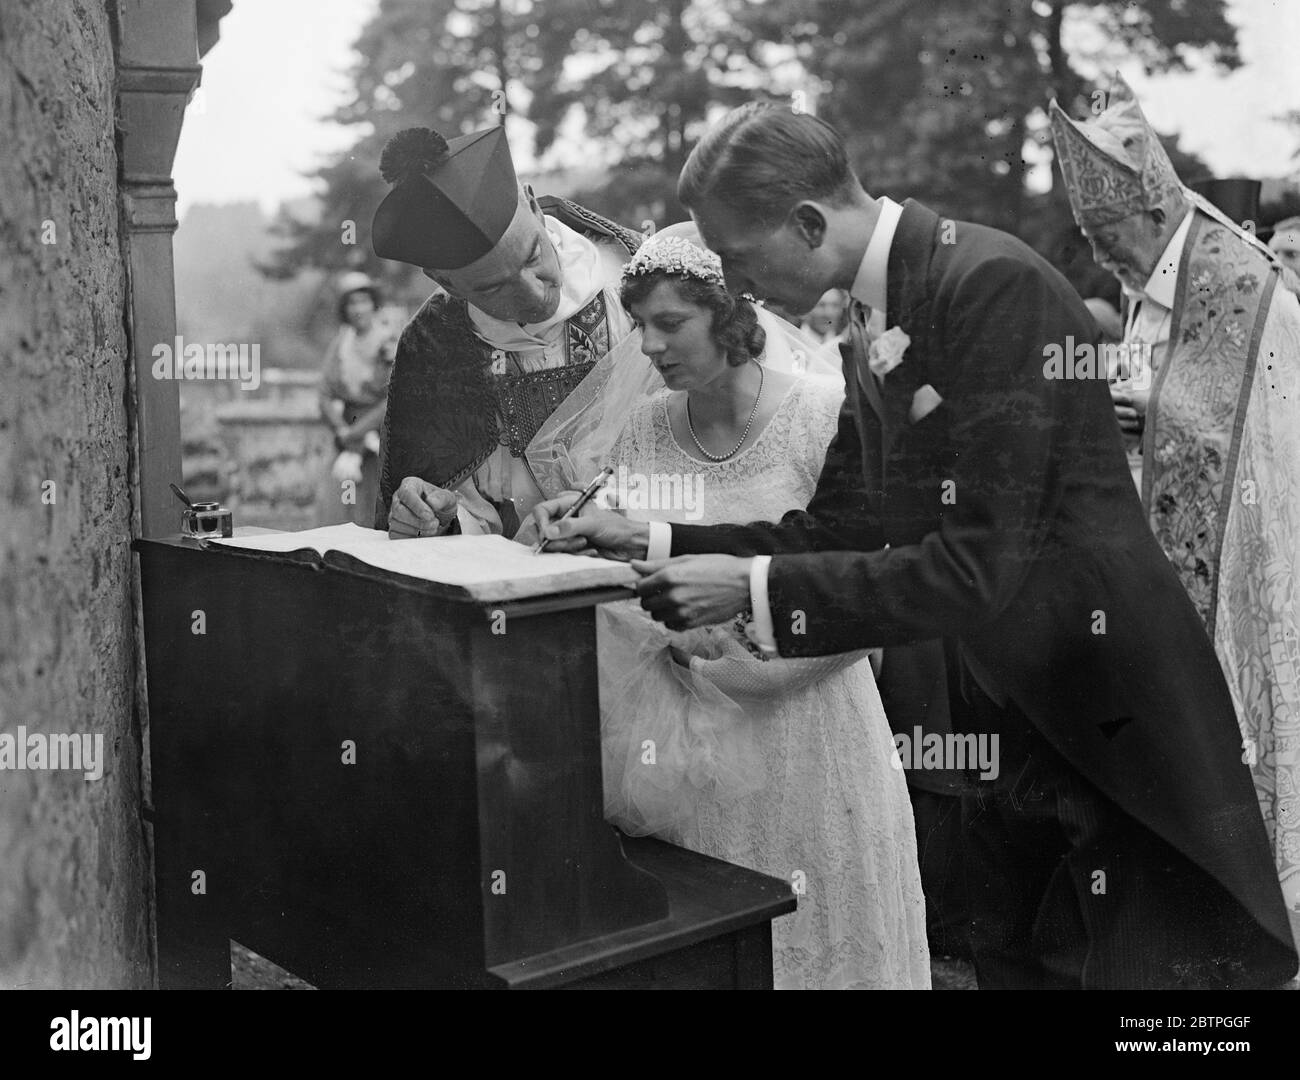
left=1081, top=212, right=1167, bottom=292
left=427, top=196, right=563, bottom=324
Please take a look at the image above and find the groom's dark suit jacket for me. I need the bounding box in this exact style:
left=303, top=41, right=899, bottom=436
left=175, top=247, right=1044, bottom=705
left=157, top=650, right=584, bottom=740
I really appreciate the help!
left=670, top=199, right=1297, bottom=977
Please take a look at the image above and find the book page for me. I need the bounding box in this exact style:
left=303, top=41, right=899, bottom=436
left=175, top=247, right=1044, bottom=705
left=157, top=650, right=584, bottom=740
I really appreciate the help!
left=211, top=522, right=389, bottom=554
left=211, top=527, right=637, bottom=601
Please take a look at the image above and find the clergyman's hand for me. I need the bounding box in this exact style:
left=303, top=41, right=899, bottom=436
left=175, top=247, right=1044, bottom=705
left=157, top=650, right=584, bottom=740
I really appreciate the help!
left=388, top=477, right=459, bottom=539
left=632, top=555, right=753, bottom=631
left=1110, top=384, right=1150, bottom=436
left=529, top=492, right=649, bottom=560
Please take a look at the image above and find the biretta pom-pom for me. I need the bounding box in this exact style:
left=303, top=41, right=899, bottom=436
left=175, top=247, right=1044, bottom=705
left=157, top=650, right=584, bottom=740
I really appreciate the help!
left=379, top=128, right=450, bottom=185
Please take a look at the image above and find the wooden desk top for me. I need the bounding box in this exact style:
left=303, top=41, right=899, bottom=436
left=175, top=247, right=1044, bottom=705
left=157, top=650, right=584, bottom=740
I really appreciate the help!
left=134, top=533, right=634, bottom=616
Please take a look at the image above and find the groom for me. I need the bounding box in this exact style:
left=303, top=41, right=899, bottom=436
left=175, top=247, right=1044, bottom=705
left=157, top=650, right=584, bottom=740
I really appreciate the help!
left=534, top=102, right=1298, bottom=989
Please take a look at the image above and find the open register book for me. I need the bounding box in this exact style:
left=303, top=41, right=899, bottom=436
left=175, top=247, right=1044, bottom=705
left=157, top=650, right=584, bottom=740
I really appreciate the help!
left=211, top=523, right=638, bottom=603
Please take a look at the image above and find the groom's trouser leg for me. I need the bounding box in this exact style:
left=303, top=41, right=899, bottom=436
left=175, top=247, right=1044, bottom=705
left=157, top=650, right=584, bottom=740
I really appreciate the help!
left=908, top=787, right=972, bottom=960
left=961, top=688, right=1285, bottom=988
left=1031, top=742, right=1291, bottom=989
left=880, top=639, right=972, bottom=959
left=961, top=740, right=1082, bottom=989
left=961, top=704, right=1177, bottom=988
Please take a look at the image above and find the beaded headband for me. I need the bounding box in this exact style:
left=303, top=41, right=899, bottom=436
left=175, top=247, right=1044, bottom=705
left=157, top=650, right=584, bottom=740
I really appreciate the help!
left=621, top=234, right=726, bottom=289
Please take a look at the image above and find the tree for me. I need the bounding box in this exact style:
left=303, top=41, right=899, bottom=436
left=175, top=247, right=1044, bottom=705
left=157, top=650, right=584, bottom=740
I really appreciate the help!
left=264, top=0, right=793, bottom=279
left=265, top=0, right=1241, bottom=286
left=523, top=0, right=766, bottom=224
left=262, top=0, right=531, bottom=291
left=740, top=0, right=1239, bottom=234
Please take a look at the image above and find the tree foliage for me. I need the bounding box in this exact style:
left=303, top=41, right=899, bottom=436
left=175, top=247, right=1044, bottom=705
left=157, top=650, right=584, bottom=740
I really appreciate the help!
left=742, top=0, right=1235, bottom=232
left=263, top=0, right=1238, bottom=292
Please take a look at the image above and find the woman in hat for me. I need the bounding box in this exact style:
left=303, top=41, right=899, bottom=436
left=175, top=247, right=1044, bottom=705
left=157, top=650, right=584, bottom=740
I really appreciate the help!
left=318, top=272, right=402, bottom=525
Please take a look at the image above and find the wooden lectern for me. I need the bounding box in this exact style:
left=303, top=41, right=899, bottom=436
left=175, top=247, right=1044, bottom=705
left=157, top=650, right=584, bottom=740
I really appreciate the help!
left=135, top=536, right=793, bottom=989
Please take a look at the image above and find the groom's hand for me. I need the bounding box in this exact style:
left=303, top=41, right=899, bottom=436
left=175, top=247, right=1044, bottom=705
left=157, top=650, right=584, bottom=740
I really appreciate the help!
left=530, top=492, right=650, bottom=560
left=632, top=555, right=752, bottom=630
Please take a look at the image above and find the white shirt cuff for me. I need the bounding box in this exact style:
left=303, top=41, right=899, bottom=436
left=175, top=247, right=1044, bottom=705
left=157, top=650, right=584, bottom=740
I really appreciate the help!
left=646, top=521, right=672, bottom=561
left=747, top=555, right=778, bottom=656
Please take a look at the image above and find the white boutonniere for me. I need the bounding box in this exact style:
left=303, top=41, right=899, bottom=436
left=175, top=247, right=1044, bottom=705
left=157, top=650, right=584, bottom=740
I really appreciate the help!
left=490, top=349, right=509, bottom=376
left=867, top=326, right=911, bottom=378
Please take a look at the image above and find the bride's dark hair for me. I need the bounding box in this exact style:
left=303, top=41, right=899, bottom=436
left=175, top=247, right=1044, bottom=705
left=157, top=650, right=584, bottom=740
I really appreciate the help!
left=620, top=271, right=766, bottom=367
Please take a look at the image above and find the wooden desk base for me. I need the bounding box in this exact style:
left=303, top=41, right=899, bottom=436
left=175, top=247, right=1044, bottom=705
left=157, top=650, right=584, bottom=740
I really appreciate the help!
left=137, top=538, right=794, bottom=991
left=211, top=838, right=790, bottom=990
left=495, top=836, right=790, bottom=989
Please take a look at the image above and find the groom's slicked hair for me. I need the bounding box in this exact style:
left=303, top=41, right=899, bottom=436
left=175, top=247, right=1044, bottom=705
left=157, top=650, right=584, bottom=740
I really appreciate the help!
left=678, top=101, right=858, bottom=226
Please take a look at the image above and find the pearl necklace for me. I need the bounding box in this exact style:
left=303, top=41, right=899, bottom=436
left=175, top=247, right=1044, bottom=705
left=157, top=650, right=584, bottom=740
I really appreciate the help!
left=686, top=363, right=764, bottom=462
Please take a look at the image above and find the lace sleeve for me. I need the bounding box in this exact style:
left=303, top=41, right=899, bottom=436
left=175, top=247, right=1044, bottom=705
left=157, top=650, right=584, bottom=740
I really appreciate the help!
left=613, top=394, right=663, bottom=473
left=794, top=379, right=846, bottom=495
left=610, top=404, right=641, bottom=474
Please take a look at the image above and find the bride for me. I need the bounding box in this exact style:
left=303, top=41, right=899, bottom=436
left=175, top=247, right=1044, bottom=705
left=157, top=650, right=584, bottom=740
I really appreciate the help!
left=525, top=233, right=929, bottom=989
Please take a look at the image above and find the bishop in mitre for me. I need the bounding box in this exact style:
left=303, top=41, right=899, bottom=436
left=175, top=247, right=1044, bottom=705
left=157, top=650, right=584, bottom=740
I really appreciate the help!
left=1052, top=75, right=1300, bottom=949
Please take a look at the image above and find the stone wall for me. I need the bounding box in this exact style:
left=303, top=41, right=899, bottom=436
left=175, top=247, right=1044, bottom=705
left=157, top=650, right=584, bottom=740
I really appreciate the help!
left=0, top=0, right=151, bottom=987
left=180, top=370, right=358, bottom=531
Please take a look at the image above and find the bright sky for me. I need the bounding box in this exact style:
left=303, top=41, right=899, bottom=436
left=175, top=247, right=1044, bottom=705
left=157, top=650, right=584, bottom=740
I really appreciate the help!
left=173, top=0, right=1300, bottom=217
left=174, top=0, right=375, bottom=215
left=1093, top=0, right=1300, bottom=178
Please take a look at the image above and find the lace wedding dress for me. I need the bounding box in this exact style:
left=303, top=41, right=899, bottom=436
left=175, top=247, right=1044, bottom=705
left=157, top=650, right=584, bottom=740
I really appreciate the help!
left=598, top=375, right=931, bottom=989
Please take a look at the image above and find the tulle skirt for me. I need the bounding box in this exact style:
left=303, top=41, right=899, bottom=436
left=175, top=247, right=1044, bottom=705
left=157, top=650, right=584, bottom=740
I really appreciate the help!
left=597, top=600, right=931, bottom=989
